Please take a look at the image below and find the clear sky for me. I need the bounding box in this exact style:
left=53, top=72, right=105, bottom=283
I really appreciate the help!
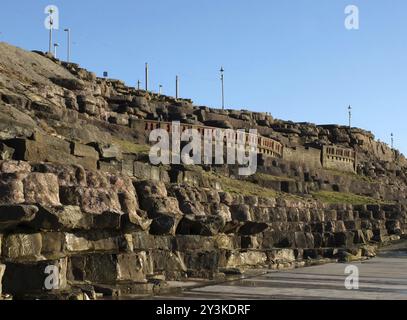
left=1, top=0, right=406, bottom=154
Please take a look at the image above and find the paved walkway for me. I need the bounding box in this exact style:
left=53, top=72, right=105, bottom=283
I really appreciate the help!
left=156, top=246, right=407, bottom=300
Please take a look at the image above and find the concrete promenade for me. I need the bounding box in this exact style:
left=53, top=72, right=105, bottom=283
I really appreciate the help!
left=156, top=245, right=407, bottom=300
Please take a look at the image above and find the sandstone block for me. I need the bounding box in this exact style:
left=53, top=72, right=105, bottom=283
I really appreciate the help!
left=135, top=180, right=167, bottom=198
left=230, top=204, right=252, bottom=222
left=32, top=163, right=87, bottom=187
left=23, top=173, right=60, bottom=207
left=60, top=187, right=121, bottom=215
left=30, top=206, right=92, bottom=231
left=2, top=258, right=68, bottom=295
left=0, top=205, right=38, bottom=230
left=69, top=253, right=149, bottom=284
left=2, top=233, right=42, bottom=260
left=0, top=161, right=31, bottom=173
left=176, top=215, right=225, bottom=236
left=0, top=263, right=4, bottom=295
left=0, top=173, right=25, bottom=205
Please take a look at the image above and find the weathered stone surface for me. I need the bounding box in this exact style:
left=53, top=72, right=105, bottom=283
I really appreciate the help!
left=119, top=192, right=151, bottom=231
left=2, top=233, right=42, bottom=260
left=238, top=222, right=269, bottom=236
left=230, top=204, right=252, bottom=222
left=29, top=206, right=92, bottom=231
left=91, top=143, right=123, bottom=160
left=176, top=215, right=225, bottom=236
left=60, top=187, right=121, bottom=215
left=0, top=173, right=25, bottom=205
left=135, top=181, right=167, bottom=198
left=32, top=163, right=86, bottom=187
left=71, top=142, right=99, bottom=160
left=69, top=253, right=149, bottom=284
left=2, top=258, right=68, bottom=295
left=0, top=264, right=5, bottom=295
left=0, top=205, right=38, bottom=230
left=23, top=173, right=60, bottom=207
left=0, top=161, right=31, bottom=173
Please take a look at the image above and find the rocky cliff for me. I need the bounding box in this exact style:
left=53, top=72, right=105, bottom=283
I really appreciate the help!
left=0, top=42, right=406, bottom=300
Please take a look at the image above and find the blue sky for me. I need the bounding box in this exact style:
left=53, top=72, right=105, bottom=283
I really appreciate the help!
left=1, top=0, right=406, bottom=154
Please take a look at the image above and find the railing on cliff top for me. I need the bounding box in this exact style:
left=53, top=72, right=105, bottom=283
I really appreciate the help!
left=323, top=145, right=357, bottom=164
left=135, top=119, right=284, bottom=158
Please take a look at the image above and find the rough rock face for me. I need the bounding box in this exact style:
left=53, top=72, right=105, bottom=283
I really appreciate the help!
left=0, top=42, right=406, bottom=299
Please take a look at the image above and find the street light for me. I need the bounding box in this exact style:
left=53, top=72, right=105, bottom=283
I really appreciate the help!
left=145, top=63, right=149, bottom=91
left=53, top=43, right=59, bottom=59
left=159, top=84, right=163, bottom=95
left=348, top=105, right=352, bottom=130
left=220, top=67, right=225, bottom=110
left=64, top=28, right=71, bottom=62
left=48, top=8, right=54, bottom=54
left=176, top=75, right=179, bottom=100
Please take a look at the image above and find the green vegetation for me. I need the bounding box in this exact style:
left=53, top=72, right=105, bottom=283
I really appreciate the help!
left=216, top=174, right=278, bottom=198
left=251, top=172, right=295, bottom=182
left=111, top=137, right=150, bottom=155
left=312, top=191, right=392, bottom=205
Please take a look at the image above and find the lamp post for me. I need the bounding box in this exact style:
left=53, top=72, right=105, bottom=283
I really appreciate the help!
left=137, top=80, right=141, bottom=90
left=64, top=28, right=71, bottom=62
left=159, top=84, right=163, bottom=96
left=48, top=8, right=54, bottom=55
left=220, top=67, right=225, bottom=110
left=53, top=43, right=59, bottom=59
left=145, top=63, right=149, bottom=91
left=348, top=105, right=352, bottom=130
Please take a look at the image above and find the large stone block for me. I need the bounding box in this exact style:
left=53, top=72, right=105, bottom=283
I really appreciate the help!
left=29, top=205, right=92, bottom=231
left=176, top=216, right=225, bottom=236
left=2, top=258, right=68, bottom=295
left=2, top=233, right=42, bottom=260
left=266, top=249, right=296, bottom=263
left=0, top=161, right=31, bottom=173
left=0, top=264, right=5, bottom=295
left=65, top=231, right=132, bottom=254
left=152, top=250, right=187, bottom=273
left=0, top=205, right=38, bottom=230
left=71, top=142, right=99, bottom=160
left=135, top=180, right=167, bottom=199
left=230, top=204, right=252, bottom=222
left=7, top=138, right=97, bottom=170
left=23, top=173, right=60, bottom=207
left=175, top=236, right=216, bottom=251
left=60, top=187, right=121, bottom=215
left=0, top=173, right=25, bottom=205
left=224, top=251, right=267, bottom=268
left=132, top=232, right=173, bottom=251
left=31, top=163, right=86, bottom=187
left=69, top=253, right=149, bottom=284
left=91, top=143, right=123, bottom=161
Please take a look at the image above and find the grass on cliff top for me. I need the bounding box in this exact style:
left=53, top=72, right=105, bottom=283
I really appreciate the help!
left=216, top=174, right=278, bottom=198
left=312, top=191, right=391, bottom=205
left=251, top=172, right=296, bottom=182
left=111, top=137, right=150, bottom=155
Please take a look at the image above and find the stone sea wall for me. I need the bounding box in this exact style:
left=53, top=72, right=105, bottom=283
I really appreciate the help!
left=0, top=159, right=405, bottom=299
